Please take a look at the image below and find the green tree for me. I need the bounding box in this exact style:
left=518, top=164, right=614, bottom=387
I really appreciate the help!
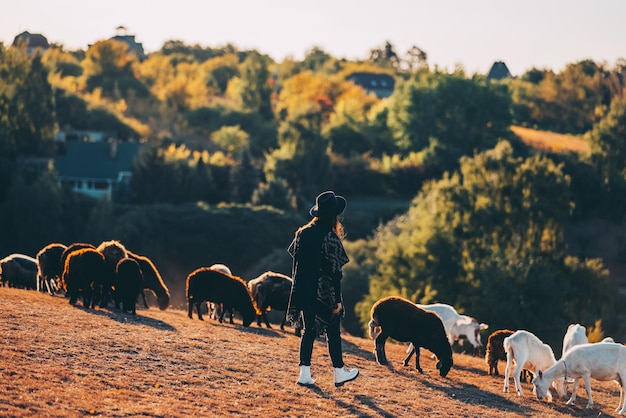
left=387, top=71, right=513, bottom=171
left=264, top=105, right=331, bottom=199
left=588, top=96, right=626, bottom=181
left=227, top=52, right=273, bottom=120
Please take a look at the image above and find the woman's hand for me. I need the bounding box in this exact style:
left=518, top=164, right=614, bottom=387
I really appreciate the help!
left=332, top=303, right=342, bottom=315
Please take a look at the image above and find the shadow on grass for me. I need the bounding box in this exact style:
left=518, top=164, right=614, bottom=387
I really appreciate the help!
left=300, top=384, right=386, bottom=418
left=383, top=362, right=544, bottom=416
left=79, top=306, right=177, bottom=331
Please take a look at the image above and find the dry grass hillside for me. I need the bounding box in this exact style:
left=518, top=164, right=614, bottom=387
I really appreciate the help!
left=512, top=126, right=589, bottom=154
left=1, top=287, right=623, bottom=418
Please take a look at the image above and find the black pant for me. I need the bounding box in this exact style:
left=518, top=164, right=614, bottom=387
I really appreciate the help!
left=299, top=309, right=344, bottom=368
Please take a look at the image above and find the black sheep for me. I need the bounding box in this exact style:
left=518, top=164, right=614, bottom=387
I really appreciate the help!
left=127, top=250, right=170, bottom=310
left=62, top=248, right=106, bottom=308
left=115, top=258, right=144, bottom=315
left=247, top=271, right=299, bottom=333
left=36, top=243, right=67, bottom=294
left=186, top=267, right=257, bottom=327
left=0, top=254, right=38, bottom=290
left=369, top=296, right=453, bottom=377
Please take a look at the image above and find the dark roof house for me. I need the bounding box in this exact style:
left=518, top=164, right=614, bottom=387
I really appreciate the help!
left=12, top=31, right=50, bottom=57
left=486, top=61, right=513, bottom=81
left=346, top=72, right=395, bottom=98
left=110, top=26, right=146, bottom=60
left=54, top=140, right=142, bottom=201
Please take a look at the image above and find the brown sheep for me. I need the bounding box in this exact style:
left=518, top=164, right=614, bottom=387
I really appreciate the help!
left=36, top=243, right=67, bottom=294
left=62, top=248, right=106, bottom=308
left=127, top=250, right=170, bottom=311
left=115, top=258, right=144, bottom=315
left=0, top=254, right=38, bottom=290
left=96, top=240, right=128, bottom=308
left=186, top=267, right=257, bottom=327
left=369, top=296, right=453, bottom=377
left=247, top=271, right=300, bottom=334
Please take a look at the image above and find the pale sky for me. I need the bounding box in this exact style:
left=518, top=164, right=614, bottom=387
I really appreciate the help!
left=1, top=0, right=624, bottom=76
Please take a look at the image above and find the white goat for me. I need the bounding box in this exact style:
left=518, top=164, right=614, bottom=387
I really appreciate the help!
left=416, top=303, right=489, bottom=354
left=562, top=323, right=588, bottom=397
left=503, top=330, right=566, bottom=399
left=533, top=342, right=626, bottom=414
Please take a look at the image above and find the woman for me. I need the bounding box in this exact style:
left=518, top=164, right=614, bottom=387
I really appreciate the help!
left=287, top=190, right=359, bottom=387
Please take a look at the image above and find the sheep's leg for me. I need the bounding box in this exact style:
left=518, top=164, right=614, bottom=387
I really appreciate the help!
left=582, top=375, right=593, bottom=409
left=566, top=378, right=579, bottom=405
left=261, top=309, right=272, bottom=328
left=374, top=335, right=388, bottom=365
left=187, top=299, right=194, bottom=318
left=503, top=352, right=512, bottom=393
left=141, top=290, right=148, bottom=308
left=616, top=375, right=626, bottom=414
left=402, top=344, right=415, bottom=367
left=513, top=363, right=524, bottom=396
left=414, top=346, right=423, bottom=374
left=280, top=313, right=286, bottom=331
left=196, top=302, right=204, bottom=321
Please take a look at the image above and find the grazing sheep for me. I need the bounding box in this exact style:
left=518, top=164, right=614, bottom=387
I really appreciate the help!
left=207, top=264, right=232, bottom=321
left=416, top=303, right=489, bottom=356
left=115, top=258, right=144, bottom=314
left=60, top=243, right=96, bottom=270
left=36, top=243, right=67, bottom=294
left=96, top=240, right=128, bottom=308
left=59, top=243, right=96, bottom=291
left=62, top=248, right=106, bottom=308
left=533, top=342, right=626, bottom=413
left=0, top=254, right=38, bottom=290
left=368, top=296, right=453, bottom=377
left=127, top=250, right=170, bottom=310
left=186, top=267, right=257, bottom=327
left=485, top=329, right=532, bottom=382
left=562, top=323, right=589, bottom=396
left=503, top=330, right=566, bottom=399
left=247, top=271, right=300, bottom=334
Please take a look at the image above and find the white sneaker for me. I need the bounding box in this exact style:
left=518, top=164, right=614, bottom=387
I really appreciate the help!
left=297, top=365, right=315, bottom=386
left=334, top=366, right=359, bottom=387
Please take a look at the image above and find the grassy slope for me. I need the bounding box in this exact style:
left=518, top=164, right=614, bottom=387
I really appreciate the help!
left=512, top=126, right=589, bottom=154
left=1, top=287, right=622, bottom=417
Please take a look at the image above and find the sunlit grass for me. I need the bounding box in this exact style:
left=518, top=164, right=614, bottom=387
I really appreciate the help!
left=512, top=125, right=589, bottom=154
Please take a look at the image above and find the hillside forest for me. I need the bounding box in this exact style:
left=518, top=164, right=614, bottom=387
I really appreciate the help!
left=1, top=37, right=626, bottom=348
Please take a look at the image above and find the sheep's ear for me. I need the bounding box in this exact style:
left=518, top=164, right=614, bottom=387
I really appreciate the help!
left=436, top=361, right=442, bottom=370
left=538, top=370, right=543, bottom=379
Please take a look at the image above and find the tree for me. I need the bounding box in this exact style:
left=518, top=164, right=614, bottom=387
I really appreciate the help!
left=211, top=125, right=250, bottom=156
left=369, top=41, right=400, bottom=69
left=387, top=71, right=513, bottom=171
left=227, top=52, right=273, bottom=120
left=588, top=96, right=626, bottom=181
left=264, top=105, right=331, bottom=199
left=8, top=55, right=57, bottom=155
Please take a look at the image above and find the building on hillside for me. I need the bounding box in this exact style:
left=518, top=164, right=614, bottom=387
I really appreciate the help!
left=486, top=61, right=513, bottom=81
left=346, top=72, right=395, bottom=98
left=110, top=25, right=146, bottom=61
left=11, top=31, right=50, bottom=57
left=54, top=139, right=142, bottom=202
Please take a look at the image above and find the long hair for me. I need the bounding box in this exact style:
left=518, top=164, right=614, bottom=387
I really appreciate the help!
left=297, top=215, right=345, bottom=239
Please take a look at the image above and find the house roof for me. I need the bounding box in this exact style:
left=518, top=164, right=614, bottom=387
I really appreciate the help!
left=12, top=31, right=50, bottom=49
left=54, top=141, right=142, bottom=181
left=346, top=72, right=395, bottom=98
left=486, top=61, right=512, bottom=81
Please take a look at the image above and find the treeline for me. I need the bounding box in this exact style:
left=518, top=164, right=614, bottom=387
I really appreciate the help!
left=1, top=39, right=626, bottom=346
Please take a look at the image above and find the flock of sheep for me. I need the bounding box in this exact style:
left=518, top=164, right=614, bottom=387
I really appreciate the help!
left=368, top=295, right=626, bottom=415
left=3, top=243, right=626, bottom=414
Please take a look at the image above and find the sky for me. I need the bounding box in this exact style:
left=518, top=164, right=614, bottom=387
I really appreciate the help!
left=1, top=0, right=624, bottom=76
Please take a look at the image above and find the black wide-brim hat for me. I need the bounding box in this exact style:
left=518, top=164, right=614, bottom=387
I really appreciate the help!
left=309, top=191, right=347, bottom=218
